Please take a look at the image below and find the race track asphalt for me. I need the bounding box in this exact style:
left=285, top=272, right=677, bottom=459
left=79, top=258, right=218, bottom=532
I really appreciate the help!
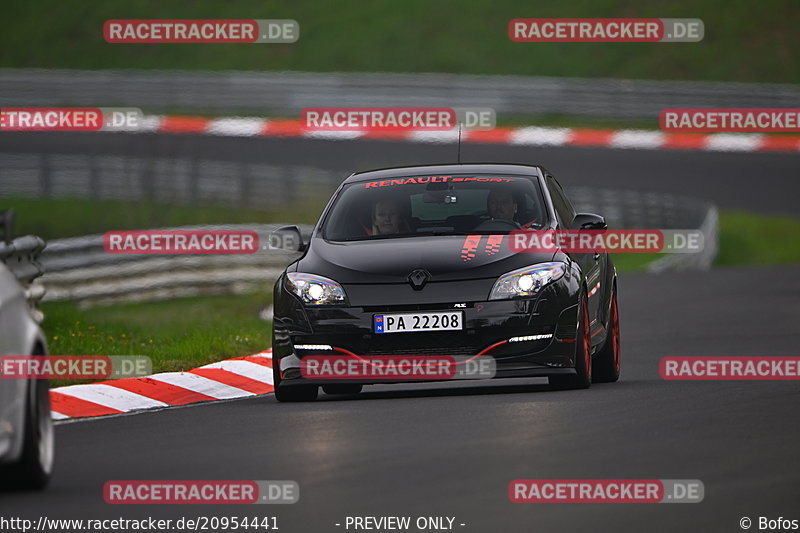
left=1, top=264, right=798, bottom=533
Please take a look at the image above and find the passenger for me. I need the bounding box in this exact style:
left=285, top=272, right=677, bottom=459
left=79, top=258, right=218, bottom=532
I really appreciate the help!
left=372, top=200, right=410, bottom=235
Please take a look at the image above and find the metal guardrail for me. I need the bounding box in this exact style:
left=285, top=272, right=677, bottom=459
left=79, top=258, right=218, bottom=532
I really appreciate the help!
left=0, top=210, right=47, bottom=320
left=38, top=224, right=309, bottom=307
left=34, top=190, right=718, bottom=307
left=2, top=69, right=799, bottom=119
left=0, top=210, right=46, bottom=285
left=569, top=186, right=719, bottom=271
left=0, top=234, right=46, bottom=285
left=648, top=206, right=718, bottom=272
left=567, top=186, right=711, bottom=230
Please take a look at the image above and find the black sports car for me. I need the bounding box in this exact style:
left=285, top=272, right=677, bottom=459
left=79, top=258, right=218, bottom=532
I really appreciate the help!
left=271, top=164, right=620, bottom=401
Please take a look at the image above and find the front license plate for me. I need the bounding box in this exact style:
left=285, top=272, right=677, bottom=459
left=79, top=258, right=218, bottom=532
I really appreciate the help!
left=374, top=311, right=464, bottom=334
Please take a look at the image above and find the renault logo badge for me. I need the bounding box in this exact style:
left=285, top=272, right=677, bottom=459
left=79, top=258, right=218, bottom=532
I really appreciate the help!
left=407, top=269, right=431, bottom=290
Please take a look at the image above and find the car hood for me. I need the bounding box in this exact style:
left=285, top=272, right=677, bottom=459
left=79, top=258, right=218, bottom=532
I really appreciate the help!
left=295, top=235, right=556, bottom=284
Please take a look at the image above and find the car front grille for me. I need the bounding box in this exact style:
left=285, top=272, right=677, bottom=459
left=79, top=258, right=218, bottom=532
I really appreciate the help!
left=361, top=332, right=482, bottom=357
left=361, top=345, right=479, bottom=357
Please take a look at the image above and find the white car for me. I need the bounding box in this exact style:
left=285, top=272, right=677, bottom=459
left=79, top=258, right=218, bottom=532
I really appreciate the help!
left=0, top=228, right=53, bottom=490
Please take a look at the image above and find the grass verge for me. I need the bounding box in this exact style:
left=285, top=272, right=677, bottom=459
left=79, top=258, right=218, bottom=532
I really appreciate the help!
left=43, top=292, right=271, bottom=388
left=3, top=197, right=326, bottom=241
left=716, top=211, right=800, bottom=266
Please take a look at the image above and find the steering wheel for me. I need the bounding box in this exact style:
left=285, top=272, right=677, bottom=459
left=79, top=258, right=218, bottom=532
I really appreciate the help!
left=473, top=218, right=522, bottom=231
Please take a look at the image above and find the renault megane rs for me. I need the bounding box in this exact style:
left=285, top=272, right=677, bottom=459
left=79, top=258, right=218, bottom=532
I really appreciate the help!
left=271, top=164, right=620, bottom=401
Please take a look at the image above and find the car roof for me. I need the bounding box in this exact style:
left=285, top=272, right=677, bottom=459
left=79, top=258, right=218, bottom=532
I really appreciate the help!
left=344, top=164, right=545, bottom=184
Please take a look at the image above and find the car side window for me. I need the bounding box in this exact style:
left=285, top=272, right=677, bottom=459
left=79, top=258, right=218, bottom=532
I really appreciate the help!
left=546, top=175, right=575, bottom=228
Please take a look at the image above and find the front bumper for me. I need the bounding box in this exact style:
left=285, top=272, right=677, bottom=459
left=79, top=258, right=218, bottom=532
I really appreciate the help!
left=272, top=277, right=582, bottom=386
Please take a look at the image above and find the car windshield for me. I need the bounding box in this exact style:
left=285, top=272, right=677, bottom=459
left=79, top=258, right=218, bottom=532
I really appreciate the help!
left=322, top=174, right=547, bottom=241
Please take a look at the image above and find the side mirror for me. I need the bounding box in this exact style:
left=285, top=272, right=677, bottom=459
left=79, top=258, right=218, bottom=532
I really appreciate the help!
left=571, top=213, right=607, bottom=230
left=269, top=225, right=307, bottom=253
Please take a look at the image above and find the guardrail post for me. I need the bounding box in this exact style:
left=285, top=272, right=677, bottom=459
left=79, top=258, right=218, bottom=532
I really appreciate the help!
left=0, top=209, right=14, bottom=244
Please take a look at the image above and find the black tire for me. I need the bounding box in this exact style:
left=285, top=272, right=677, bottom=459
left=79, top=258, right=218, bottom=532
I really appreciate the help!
left=0, top=377, right=55, bottom=491
left=272, top=360, right=318, bottom=402
left=592, top=286, right=621, bottom=383
left=550, top=292, right=592, bottom=390
left=322, top=384, right=363, bottom=395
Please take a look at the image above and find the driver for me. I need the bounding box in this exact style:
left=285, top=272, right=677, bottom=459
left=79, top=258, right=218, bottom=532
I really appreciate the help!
left=487, top=188, right=518, bottom=221
left=486, top=187, right=539, bottom=229
left=372, top=199, right=410, bottom=235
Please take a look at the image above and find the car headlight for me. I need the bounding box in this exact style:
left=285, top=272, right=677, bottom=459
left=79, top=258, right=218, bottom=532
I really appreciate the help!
left=285, top=272, right=347, bottom=305
left=489, top=262, right=566, bottom=300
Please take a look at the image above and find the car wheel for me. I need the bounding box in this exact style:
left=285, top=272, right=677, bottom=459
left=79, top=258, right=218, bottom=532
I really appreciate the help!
left=592, top=286, right=621, bottom=383
left=550, top=292, right=592, bottom=390
left=322, top=384, right=363, bottom=395
left=272, top=360, right=319, bottom=402
left=0, top=377, right=55, bottom=490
